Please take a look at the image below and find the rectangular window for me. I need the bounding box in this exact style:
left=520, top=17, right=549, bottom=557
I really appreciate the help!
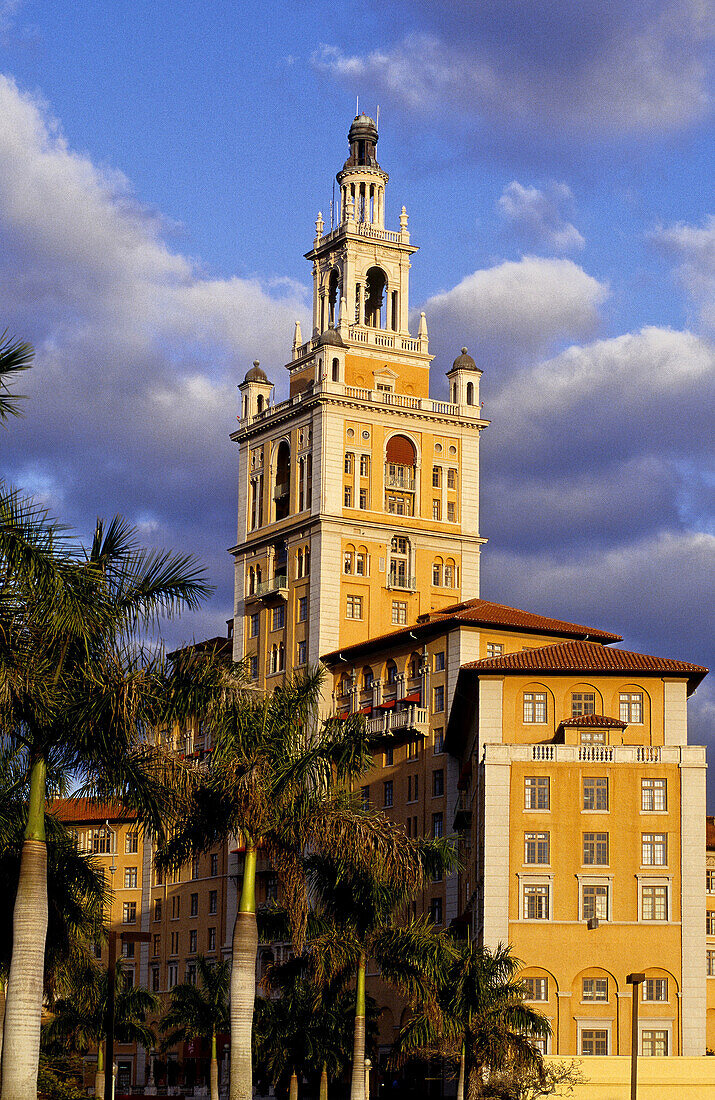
left=434, top=651, right=445, bottom=671
left=359, top=488, right=368, bottom=509
left=581, top=729, right=607, bottom=744
left=433, top=685, right=445, bottom=712
left=447, top=502, right=455, bottom=522
left=525, top=776, right=550, bottom=810
left=523, top=884, right=550, bottom=920
left=122, top=940, right=135, bottom=959
left=344, top=486, right=352, bottom=507
left=432, top=466, right=442, bottom=488
left=583, top=777, right=609, bottom=811
left=344, top=453, right=353, bottom=474
left=297, top=596, right=308, bottom=622
left=122, top=902, right=136, bottom=924
left=620, top=692, right=643, bottom=723
left=191, top=856, right=200, bottom=880
left=642, top=884, right=668, bottom=920
left=642, top=833, right=667, bottom=866
left=384, top=780, right=393, bottom=808
left=392, top=601, right=407, bottom=625
left=346, top=595, right=363, bottom=620
left=190, top=892, right=198, bottom=917
left=360, top=455, right=370, bottom=477
left=407, top=775, right=419, bottom=802
left=642, top=778, right=667, bottom=812
left=210, top=853, right=218, bottom=877
left=707, top=913, right=715, bottom=935
left=272, top=605, right=285, bottom=631
left=708, top=951, right=715, bottom=976
left=344, top=550, right=353, bottom=574
left=581, top=1030, right=608, bottom=1056
left=250, top=612, right=260, bottom=637
left=151, top=966, right=160, bottom=992
left=356, top=551, right=367, bottom=576
left=583, top=833, right=609, bottom=865
left=186, top=962, right=197, bottom=985
left=189, top=929, right=198, bottom=954
left=447, top=468, right=456, bottom=489
left=171, top=895, right=180, bottom=920
left=486, top=642, right=503, bottom=657
left=209, top=890, right=217, bottom=915
left=642, top=1030, right=668, bottom=1057
left=432, top=812, right=444, bottom=838
left=582, top=884, right=609, bottom=920
left=384, top=747, right=393, bottom=767
left=208, top=927, right=216, bottom=951
left=168, top=963, right=178, bottom=989
left=643, top=978, right=668, bottom=1002
left=433, top=769, right=444, bottom=797
left=523, top=692, right=547, bottom=723
left=170, top=930, right=179, bottom=955
left=433, top=728, right=444, bottom=754
left=297, top=639, right=307, bottom=666
left=583, top=977, right=608, bottom=1001
left=154, top=899, right=162, bottom=922
left=523, top=977, right=548, bottom=1001
left=125, top=832, right=138, bottom=854
left=249, top=654, right=259, bottom=680
left=432, top=499, right=441, bottom=520
left=572, top=692, right=596, bottom=716
left=361, top=785, right=370, bottom=811
left=708, top=870, right=715, bottom=893
left=524, top=832, right=550, bottom=865
left=124, top=867, right=137, bottom=889
left=429, top=897, right=443, bottom=924
left=407, top=738, right=419, bottom=761
left=152, top=933, right=161, bottom=956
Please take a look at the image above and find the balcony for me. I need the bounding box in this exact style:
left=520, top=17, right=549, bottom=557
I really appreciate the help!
left=274, top=481, right=289, bottom=500
left=384, top=470, right=415, bottom=491
left=453, top=793, right=472, bottom=833
left=245, top=575, right=288, bottom=603
left=482, top=744, right=706, bottom=766
left=387, top=572, right=417, bottom=591
left=365, top=706, right=428, bottom=740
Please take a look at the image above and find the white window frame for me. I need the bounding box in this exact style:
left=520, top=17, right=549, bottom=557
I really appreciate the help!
left=577, top=1021, right=612, bottom=1056
left=642, top=977, right=668, bottom=1002
left=523, top=692, right=547, bottom=724
left=519, top=874, right=553, bottom=921
left=639, top=1022, right=673, bottom=1056
left=637, top=875, right=672, bottom=922
left=582, top=976, right=609, bottom=1003
left=577, top=874, right=613, bottom=922
left=641, top=778, right=667, bottom=812
left=524, top=776, right=550, bottom=811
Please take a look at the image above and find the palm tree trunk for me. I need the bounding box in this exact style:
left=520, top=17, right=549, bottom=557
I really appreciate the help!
left=456, top=1044, right=465, bottom=1100
left=0, top=977, right=5, bottom=1065
left=349, top=952, right=367, bottom=1100
left=0, top=756, right=48, bottom=1100
left=320, top=1064, right=328, bottom=1100
left=210, top=1029, right=219, bottom=1100
left=289, top=1070, right=298, bottom=1100
left=95, top=1041, right=105, bottom=1100
left=229, top=843, right=258, bottom=1100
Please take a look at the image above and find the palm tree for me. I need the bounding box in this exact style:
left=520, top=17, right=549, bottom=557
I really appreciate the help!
left=0, top=329, right=33, bottom=423
left=0, top=501, right=211, bottom=1100
left=43, top=954, right=157, bottom=1097
left=397, top=941, right=550, bottom=1100
left=304, top=852, right=456, bottom=1100
left=157, top=666, right=430, bottom=1100
left=160, top=955, right=230, bottom=1100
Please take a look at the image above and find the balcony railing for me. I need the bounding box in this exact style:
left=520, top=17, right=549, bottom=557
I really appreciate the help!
left=384, top=471, right=415, bottom=491
left=245, top=575, right=288, bottom=601
left=365, top=706, right=428, bottom=738
left=274, top=480, right=289, bottom=500
left=481, top=744, right=706, bottom=766
left=387, top=573, right=417, bottom=591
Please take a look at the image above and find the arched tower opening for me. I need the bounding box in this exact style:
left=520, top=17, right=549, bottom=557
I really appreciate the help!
left=365, top=267, right=387, bottom=328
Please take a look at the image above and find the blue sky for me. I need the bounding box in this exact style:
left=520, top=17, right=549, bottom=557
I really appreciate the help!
left=0, top=1, right=713, bottom=792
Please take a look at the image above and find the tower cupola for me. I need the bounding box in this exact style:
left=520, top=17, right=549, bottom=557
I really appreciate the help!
left=345, top=113, right=380, bottom=169
left=446, top=347, right=482, bottom=408
left=238, top=360, right=273, bottom=421
left=337, top=114, right=389, bottom=230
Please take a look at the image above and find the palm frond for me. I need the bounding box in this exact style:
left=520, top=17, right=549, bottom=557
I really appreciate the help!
left=0, top=330, right=33, bottom=422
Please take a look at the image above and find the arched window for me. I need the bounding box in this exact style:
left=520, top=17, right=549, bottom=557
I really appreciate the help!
left=444, top=559, right=456, bottom=588
left=385, top=660, right=398, bottom=685
left=328, top=269, right=340, bottom=326
left=344, top=544, right=355, bottom=574
left=345, top=452, right=354, bottom=475
left=270, top=645, right=278, bottom=675
left=304, top=546, right=310, bottom=574
left=365, top=267, right=387, bottom=328
left=257, top=394, right=264, bottom=413
left=432, top=558, right=443, bottom=587
left=332, top=357, right=340, bottom=382
left=339, top=675, right=351, bottom=697
left=389, top=535, right=411, bottom=589
left=274, top=440, right=291, bottom=521
left=356, top=546, right=368, bottom=576
left=409, top=653, right=421, bottom=679
left=248, top=567, right=256, bottom=595
left=363, top=667, right=374, bottom=690
left=296, top=549, right=303, bottom=578
left=466, top=381, right=474, bottom=405
left=451, top=383, right=457, bottom=404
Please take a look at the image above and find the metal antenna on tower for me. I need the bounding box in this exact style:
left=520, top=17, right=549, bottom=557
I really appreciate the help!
left=331, top=179, right=335, bottom=230
left=376, top=104, right=380, bottom=129
left=356, top=94, right=359, bottom=115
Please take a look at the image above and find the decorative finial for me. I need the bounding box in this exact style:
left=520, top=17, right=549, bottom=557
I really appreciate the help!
left=462, top=347, right=468, bottom=355
left=253, top=360, right=260, bottom=368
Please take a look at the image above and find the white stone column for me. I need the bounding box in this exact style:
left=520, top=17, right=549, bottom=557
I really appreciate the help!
left=481, top=742, right=511, bottom=950
left=680, top=746, right=707, bottom=1054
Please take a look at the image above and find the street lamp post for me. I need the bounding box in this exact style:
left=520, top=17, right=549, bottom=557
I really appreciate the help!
left=626, top=972, right=645, bottom=1100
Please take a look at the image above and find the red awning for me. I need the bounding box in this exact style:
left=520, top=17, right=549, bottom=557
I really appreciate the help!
left=360, top=706, right=372, bottom=715
left=379, top=699, right=396, bottom=709
left=402, top=692, right=421, bottom=703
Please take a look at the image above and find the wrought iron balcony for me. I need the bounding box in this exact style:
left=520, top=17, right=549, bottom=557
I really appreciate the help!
left=245, top=575, right=288, bottom=602
left=384, top=470, right=415, bottom=491
left=365, top=706, right=428, bottom=740
left=387, top=572, right=417, bottom=591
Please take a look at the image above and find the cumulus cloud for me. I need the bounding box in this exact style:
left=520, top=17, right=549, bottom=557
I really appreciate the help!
left=313, top=0, right=713, bottom=135
left=651, top=216, right=715, bottom=330
left=419, top=256, right=608, bottom=373
left=0, top=74, right=310, bottom=644
left=497, top=182, right=584, bottom=252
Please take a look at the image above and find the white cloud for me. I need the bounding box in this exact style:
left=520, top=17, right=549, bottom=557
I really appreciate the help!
left=419, top=256, right=608, bottom=370
left=497, top=181, right=584, bottom=252
left=651, top=216, right=715, bottom=330
left=313, top=1, right=713, bottom=135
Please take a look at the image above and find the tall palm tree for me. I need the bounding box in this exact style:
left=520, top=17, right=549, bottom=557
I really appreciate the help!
left=158, top=666, right=431, bottom=1100
left=304, top=851, right=456, bottom=1100
left=0, top=501, right=211, bottom=1100
left=160, top=955, right=230, bottom=1100
left=397, top=941, right=550, bottom=1100
left=43, top=954, right=157, bottom=1097
left=0, top=329, right=33, bottom=423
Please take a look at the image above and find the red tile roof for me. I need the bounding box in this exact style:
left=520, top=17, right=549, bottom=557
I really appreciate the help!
left=559, top=714, right=628, bottom=729
left=50, top=798, right=137, bottom=824
left=464, top=639, right=708, bottom=688
left=321, top=598, right=620, bottom=664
